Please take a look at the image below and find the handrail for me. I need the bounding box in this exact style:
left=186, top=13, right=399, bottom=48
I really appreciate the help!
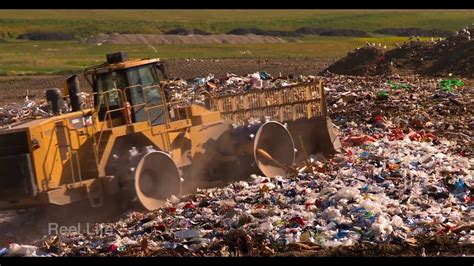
left=68, top=150, right=82, bottom=184
left=84, top=83, right=213, bottom=128
left=90, top=84, right=175, bottom=158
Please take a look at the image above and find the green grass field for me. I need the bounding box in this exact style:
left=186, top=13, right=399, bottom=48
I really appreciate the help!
left=0, top=36, right=433, bottom=75
left=0, top=10, right=472, bottom=38
left=0, top=10, right=471, bottom=75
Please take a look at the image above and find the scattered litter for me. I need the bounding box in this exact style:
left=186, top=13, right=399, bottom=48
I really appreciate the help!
left=1, top=66, right=472, bottom=257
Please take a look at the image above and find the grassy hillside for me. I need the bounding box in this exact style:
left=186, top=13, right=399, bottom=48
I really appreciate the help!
left=0, top=10, right=472, bottom=38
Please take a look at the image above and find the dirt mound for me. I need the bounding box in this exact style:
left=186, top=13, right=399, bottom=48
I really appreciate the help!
left=227, top=27, right=369, bottom=37
left=296, top=27, right=371, bottom=37
left=86, top=33, right=286, bottom=45
left=324, top=46, right=391, bottom=76
left=16, top=32, right=74, bottom=41
left=319, top=29, right=370, bottom=37
left=375, top=28, right=453, bottom=37
left=425, top=41, right=473, bottom=77
left=164, top=28, right=211, bottom=35
left=384, top=41, right=432, bottom=71
left=386, top=26, right=474, bottom=77
left=294, top=27, right=327, bottom=35
left=226, top=28, right=302, bottom=37
left=325, top=26, right=473, bottom=78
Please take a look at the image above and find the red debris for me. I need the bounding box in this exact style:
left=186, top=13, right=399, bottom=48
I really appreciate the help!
left=465, top=196, right=474, bottom=204
left=342, top=135, right=377, bottom=147
left=108, top=244, right=118, bottom=253
left=388, top=128, right=405, bottom=141
left=165, top=208, right=177, bottom=213
left=373, top=115, right=384, bottom=124
left=155, top=223, right=166, bottom=231
left=288, top=216, right=305, bottom=227
left=407, top=130, right=436, bottom=142
left=183, top=202, right=196, bottom=209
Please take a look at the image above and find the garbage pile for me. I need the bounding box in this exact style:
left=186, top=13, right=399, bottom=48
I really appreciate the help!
left=163, top=71, right=312, bottom=107
left=320, top=73, right=472, bottom=155
left=0, top=99, right=50, bottom=127
left=3, top=133, right=472, bottom=257
left=387, top=25, right=473, bottom=78
left=324, top=25, right=474, bottom=78
left=323, top=46, right=391, bottom=76
left=0, top=70, right=472, bottom=256
left=0, top=92, right=94, bottom=127
left=164, top=72, right=472, bottom=157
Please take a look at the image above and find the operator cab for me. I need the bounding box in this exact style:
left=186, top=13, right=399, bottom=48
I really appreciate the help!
left=84, top=52, right=168, bottom=127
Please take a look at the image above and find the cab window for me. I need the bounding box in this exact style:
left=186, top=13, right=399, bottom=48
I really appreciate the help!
left=95, top=71, right=127, bottom=108
left=126, top=64, right=161, bottom=103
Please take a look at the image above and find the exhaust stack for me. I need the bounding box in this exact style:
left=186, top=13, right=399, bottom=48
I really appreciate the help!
left=45, top=88, right=63, bottom=115
left=66, top=75, right=83, bottom=112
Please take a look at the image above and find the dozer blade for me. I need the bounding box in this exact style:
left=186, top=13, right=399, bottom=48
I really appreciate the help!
left=285, top=116, right=342, bottom=162
left=212, top=81, right=342, bottom=164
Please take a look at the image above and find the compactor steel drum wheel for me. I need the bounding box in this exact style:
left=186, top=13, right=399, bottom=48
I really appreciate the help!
left=253, top=121, right=295, bottom=177
left=134, top=151, right=181, bottom=210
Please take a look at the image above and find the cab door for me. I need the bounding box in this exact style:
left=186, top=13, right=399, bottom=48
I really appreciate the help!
left=126, top=64, right=166, bottom=126
left=94, top=71, right=128, bottom=127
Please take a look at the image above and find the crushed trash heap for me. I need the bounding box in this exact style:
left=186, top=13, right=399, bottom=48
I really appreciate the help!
left=0, top=71, right=472, bottom=257
left=324, top=25, right=474, bottom=78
